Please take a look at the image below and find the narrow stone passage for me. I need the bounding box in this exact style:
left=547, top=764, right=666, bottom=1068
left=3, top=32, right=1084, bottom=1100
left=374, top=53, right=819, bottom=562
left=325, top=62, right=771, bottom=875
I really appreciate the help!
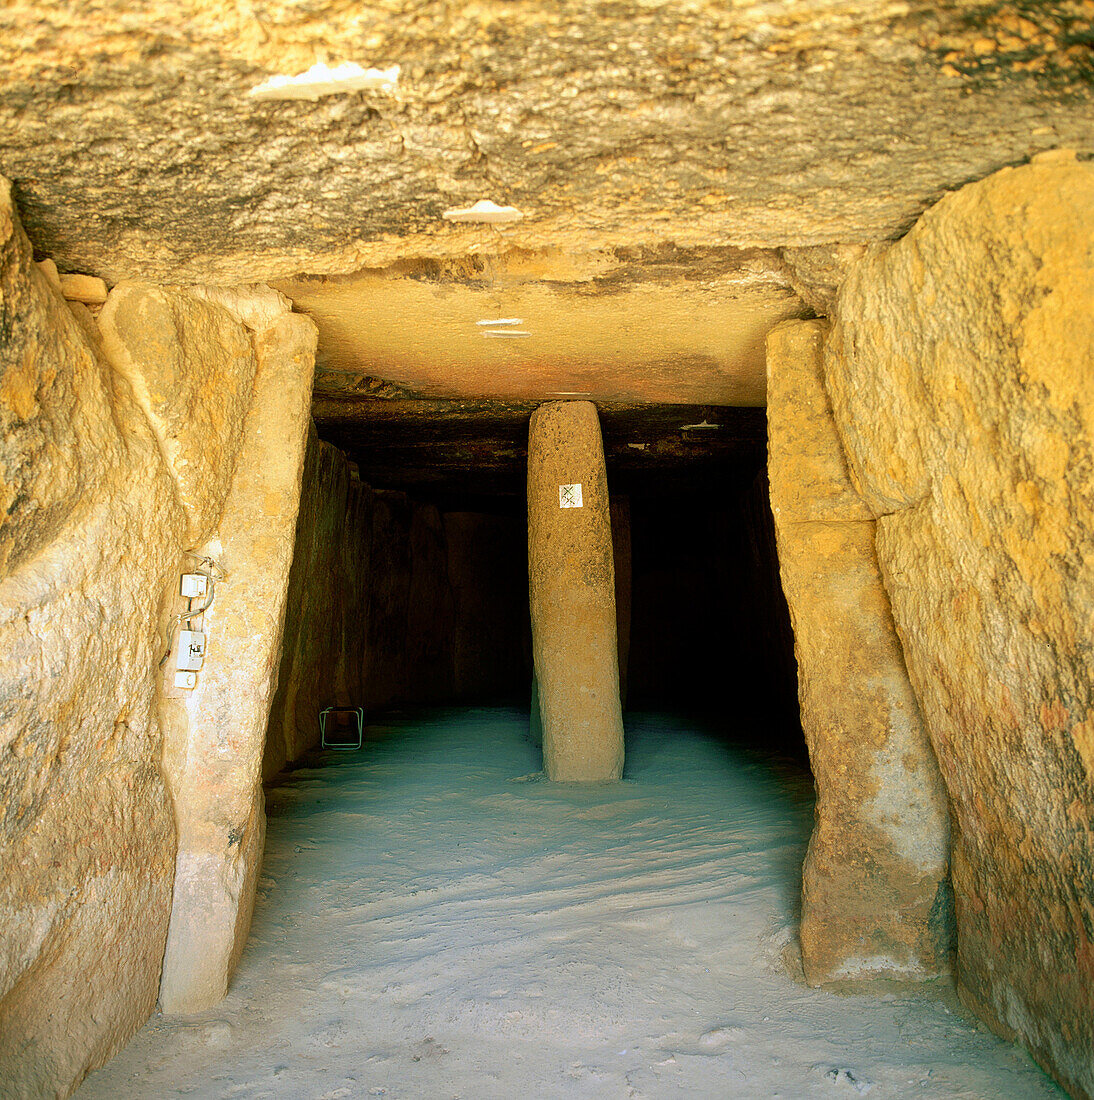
left=79, top=710, right=1061, bottom=1099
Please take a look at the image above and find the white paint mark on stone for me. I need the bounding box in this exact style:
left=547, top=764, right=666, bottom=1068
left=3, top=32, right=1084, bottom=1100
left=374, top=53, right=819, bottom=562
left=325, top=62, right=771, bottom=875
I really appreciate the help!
left=248, top=62, right=400, bottom=101
left=442, top=200, right=524, bottom=224
left=559, top=484, right=583, bottom=509
left=476, top=318, right=524, bottom=326
left=482, top=330, right=531, bottom=338
left=680, top=419, right=722, bottom=430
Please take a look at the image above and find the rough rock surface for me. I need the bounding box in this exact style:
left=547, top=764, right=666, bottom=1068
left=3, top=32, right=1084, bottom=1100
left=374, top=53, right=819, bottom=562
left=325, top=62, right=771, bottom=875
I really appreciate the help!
left=826, top=154, right=1094, bottom=1099
left=0, top=2, right=1091, bottom=284
left=527, top=401, right=624, bottom=781
left=157, top=308, right=317, bottom=1015
left=99, top=284, right=258, bottom=545
left=0, top=182, right=180, bottom=1096
left=767, top=318, right=952, bottom=985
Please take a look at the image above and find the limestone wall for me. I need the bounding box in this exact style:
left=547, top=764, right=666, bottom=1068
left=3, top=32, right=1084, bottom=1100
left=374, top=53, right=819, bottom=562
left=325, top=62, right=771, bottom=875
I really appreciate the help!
left=265, top=448, right=535, bottom=779
left=767, top=319, right=951, bottom=985
left=146, top=299, right=317, bottom=1016
left=0, top=181, right=182, bottom=1100
left=825, top=153, right=1094, bottom=1098
left=263, top=431, right=370, bottom=778
left=0, top=181, right=317, bottom=1094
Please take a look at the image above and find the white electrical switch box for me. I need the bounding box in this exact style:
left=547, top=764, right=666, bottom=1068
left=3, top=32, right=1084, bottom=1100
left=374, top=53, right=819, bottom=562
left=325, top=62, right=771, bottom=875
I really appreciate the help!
left=174, top=670, right=198, bottom=690
left=177, top=630, right=206, bottom=671
left=181, top=573, right=208, bottom=599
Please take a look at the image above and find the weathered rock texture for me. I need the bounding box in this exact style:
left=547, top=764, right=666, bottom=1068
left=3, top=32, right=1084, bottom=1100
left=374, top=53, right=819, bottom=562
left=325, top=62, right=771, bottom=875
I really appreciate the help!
left=0, top=178, right=182, bottom=1100
left=279, top=258, right=807, bottom=406
left=826, top=154, right=1094, bottom=1099
left=149, top=303, right=317, bottom=1015
left=528, top=401, right=624, bottom=781
left=99, top=284, right=258, bottom=545
left=0, top=3, right=1091, bottom=284
left=767, top=318, right=951, bottom=985
left=0, top=184, right=314, bottom=1091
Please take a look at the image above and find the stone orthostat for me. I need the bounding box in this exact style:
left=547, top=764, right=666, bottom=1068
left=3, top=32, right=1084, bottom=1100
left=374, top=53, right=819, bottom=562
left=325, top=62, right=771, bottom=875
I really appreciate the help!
left=527, top=401, right=624, bottom=782
left=767, top=318, right=952, bottom=986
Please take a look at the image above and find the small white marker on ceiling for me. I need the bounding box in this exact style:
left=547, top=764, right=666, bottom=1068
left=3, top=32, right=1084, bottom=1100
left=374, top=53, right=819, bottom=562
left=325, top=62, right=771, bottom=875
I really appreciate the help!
left=680, top=419, right=722, bottom=430
left=442, top=200, right=524, bottom=224
left=248, top=62, right=400, bottom=101
left=476, top=318, right=524, bottom=326
left=482, top=330, right=531, bottom=338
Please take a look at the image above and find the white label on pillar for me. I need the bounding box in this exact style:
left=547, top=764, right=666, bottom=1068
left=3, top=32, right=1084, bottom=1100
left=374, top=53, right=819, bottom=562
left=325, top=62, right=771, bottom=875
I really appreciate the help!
left=559, top=483, right=583, bottom=508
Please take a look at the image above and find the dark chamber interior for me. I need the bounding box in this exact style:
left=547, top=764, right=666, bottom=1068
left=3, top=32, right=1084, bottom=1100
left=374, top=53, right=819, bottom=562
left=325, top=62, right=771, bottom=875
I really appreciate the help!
left=313, top=402, right=803, bottom=762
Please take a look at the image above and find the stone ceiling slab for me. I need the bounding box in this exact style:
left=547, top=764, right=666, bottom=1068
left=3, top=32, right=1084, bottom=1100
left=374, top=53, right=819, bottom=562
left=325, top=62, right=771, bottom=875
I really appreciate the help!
left=279, top=247, right=807, bottom=405
left=0, top=1, right=1091, bottom=284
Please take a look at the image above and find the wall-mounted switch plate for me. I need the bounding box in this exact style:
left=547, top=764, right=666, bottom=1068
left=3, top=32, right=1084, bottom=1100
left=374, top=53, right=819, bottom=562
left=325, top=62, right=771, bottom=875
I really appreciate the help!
left=174, top=670, right=198, bottom=690
left=181, top=573, right=208, bottom=598
left=177, top=630, right=206, bottom=671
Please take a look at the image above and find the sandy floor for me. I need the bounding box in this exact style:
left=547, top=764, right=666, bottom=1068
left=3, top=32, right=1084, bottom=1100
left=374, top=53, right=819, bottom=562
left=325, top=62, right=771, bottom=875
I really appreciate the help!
left=79, top=708, right=1062, bottom=1099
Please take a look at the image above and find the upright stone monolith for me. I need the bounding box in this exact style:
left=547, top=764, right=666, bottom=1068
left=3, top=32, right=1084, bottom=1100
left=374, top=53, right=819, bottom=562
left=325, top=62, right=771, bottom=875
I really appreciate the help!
left=767, top=318, right=952, bottom=985
left=528, top=401, right=624, bottom=781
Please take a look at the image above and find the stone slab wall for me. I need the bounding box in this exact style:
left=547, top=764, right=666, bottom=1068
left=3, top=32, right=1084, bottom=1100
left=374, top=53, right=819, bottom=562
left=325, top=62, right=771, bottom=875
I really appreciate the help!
left=151, top=307, right=317, bottom=1015
left=0, top=182, right=317, bottom=1091
left=767, top=319, right=951, bottom=985
left=263, top=431, right=370, bottom=778
left=265, top=446, right=534, bottom=778
left=826, top=153, right=1094, bottom=1099
left=0, top=179, right=184, bottom=1100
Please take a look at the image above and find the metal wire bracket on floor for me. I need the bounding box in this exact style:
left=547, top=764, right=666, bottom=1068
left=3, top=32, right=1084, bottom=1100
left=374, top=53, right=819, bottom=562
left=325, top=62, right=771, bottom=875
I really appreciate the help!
left=319, top=707, right=365, bottom=750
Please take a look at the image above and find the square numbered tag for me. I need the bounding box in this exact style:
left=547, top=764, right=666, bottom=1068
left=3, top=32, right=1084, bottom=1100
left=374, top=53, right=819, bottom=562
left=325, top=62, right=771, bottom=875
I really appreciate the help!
left=559, top=483, right=583, bottom=509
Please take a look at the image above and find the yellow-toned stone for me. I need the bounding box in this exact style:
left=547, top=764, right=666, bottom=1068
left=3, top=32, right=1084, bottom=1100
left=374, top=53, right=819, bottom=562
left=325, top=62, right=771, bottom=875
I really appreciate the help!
left=158, top=309, right=316, bottom=1014
left=2, top=175, right=321, bottom=1089
left=59, top=272, right=108, bottom=304
left=0, top=179, right=181, bottom=1097
left=527, top=401, right=624, bottom=782
left=99, top=283, right=258, bottom=545
left=826, top=156, right=1094, bottom=1099
left=35, top=257, right=61, bottom=292
left=767, top=319, right=951, bottom=984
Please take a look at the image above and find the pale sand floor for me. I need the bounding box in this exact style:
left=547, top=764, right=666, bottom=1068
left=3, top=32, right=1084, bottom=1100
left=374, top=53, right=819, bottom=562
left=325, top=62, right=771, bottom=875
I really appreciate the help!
left=79, top=708, right=1063, bottom=1099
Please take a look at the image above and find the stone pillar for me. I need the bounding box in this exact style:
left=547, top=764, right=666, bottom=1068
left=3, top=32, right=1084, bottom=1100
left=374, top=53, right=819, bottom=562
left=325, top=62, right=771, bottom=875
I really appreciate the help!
left=767, top=319, right=952, bottom=985
left=528, top=401, right=624, bottom=781
left=156, top=308, right=317, bottom=1015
